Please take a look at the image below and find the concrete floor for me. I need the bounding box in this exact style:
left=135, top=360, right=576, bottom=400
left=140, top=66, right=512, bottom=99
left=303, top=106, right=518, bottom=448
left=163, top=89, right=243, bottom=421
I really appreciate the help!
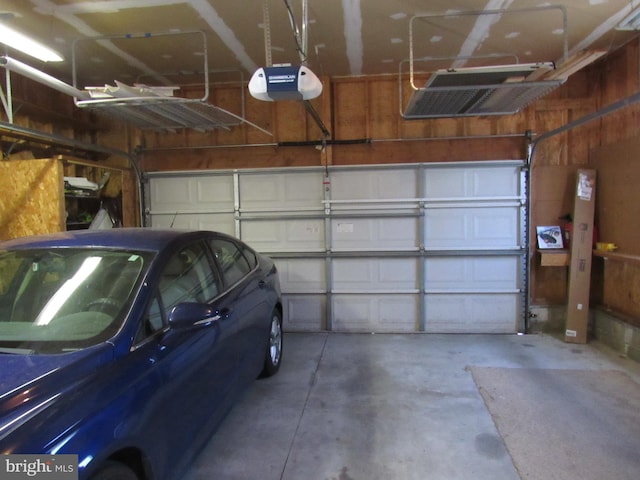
left=181, top=333, right=640, bottom=480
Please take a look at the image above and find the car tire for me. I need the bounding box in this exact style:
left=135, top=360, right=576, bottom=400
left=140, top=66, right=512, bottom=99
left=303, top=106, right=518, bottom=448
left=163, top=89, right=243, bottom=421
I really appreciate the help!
left=261, top=308, right=283, bottom=378
left=89, top=461, right=139, bottom=480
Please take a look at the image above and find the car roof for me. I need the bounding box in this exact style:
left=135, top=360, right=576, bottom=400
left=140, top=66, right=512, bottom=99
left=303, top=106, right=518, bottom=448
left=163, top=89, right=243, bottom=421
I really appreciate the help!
left=0, top=228, right=223, bottom=252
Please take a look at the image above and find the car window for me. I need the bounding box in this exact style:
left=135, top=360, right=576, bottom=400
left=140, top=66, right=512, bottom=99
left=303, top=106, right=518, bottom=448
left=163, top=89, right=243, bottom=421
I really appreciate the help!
left=208, top=238, right=252, bottom=287
left=158, top=243, right=219, bottom=315
left=240, top=243, right=258, bottom=269
left=135, top=295, right=163, bottom=344
left=135, top=243, right=220, bottom=345
left=0, top=256, right=23, bottom=296
left=0, top=249, right=149, bottom=354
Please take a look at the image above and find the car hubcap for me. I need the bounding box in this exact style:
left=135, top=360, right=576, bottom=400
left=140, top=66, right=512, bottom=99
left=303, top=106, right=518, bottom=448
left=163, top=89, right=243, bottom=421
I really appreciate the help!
left=269, top=316, right=282, bottom=366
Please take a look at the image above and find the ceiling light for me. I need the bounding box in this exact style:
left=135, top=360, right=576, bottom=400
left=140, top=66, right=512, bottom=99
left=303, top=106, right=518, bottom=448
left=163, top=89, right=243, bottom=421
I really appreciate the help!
left=0, top=23, right=63, bottom=62
left=616, top=7, right=640, bottom=30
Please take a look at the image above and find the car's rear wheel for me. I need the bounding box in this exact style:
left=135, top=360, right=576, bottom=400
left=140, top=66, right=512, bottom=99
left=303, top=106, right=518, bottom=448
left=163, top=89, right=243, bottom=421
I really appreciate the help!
left=261, top=308, right=283, bottom=377
left=89, top=461, right=139, bottom=480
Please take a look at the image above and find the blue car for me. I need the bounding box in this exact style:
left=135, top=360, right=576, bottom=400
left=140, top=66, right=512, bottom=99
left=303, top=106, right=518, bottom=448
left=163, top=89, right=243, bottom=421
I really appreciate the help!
left=0, top=228, right=283, bottom=480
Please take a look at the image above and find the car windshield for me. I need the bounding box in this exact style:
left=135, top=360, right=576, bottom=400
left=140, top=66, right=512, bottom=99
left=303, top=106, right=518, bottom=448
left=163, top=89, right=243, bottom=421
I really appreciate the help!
left=0, top=248, right=152, bottom=354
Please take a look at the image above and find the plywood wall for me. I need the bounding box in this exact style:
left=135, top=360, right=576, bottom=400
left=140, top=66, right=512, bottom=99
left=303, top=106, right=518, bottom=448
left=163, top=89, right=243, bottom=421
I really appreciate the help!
left=528, top=41, right=640, bottom=318
left=5, top=75, right=101, bottom=143
left=140, top=75, right=535, bottom=171
left=587, top=136, right=640, bottom=325
left=138, top=60, right=613, bottom=174
left=0, top=159, right=65, bottom=240
left=590, top=138, right=640, bottom=255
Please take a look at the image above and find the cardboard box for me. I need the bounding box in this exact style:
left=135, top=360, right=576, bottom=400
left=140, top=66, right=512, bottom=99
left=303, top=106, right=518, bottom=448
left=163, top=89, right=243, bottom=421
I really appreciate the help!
left=540, top=250, right=570, bottom=267
left=565, top=169, right=596, bottom=344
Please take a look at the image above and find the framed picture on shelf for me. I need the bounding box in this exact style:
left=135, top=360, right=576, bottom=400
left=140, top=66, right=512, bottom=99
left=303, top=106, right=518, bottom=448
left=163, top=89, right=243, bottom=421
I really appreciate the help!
left=537, top=226, right=564, bottom=249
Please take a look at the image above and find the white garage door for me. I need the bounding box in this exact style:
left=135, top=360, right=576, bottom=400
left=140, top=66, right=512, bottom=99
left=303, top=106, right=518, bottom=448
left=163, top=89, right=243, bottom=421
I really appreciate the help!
left=145, top=161, right=526, bottom=333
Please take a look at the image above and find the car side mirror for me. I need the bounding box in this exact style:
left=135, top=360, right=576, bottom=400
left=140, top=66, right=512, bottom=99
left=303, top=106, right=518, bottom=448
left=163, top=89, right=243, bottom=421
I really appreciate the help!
left=168, top=302, right=216, bottom=328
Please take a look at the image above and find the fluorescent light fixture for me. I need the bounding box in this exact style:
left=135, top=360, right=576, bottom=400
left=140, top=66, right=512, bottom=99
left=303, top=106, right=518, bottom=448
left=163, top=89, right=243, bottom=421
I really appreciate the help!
left=0, top=23, right=63, bottom=62
left=617, top=7, right=640, bottom=30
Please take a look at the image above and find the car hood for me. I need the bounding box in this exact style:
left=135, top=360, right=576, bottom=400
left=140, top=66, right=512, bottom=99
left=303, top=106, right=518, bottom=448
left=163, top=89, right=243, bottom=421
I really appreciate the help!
left=0, top=345, right=114, bottom=443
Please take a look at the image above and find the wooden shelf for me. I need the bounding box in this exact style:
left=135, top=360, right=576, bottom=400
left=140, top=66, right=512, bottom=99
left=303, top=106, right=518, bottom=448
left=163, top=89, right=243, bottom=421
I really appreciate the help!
left=593, top=250, right=640, bottom=265
left=538, top=249, right=570, bottom=267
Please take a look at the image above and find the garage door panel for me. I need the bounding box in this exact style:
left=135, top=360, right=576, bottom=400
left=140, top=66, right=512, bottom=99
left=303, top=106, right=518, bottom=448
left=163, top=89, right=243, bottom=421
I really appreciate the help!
left=425, top=256, right=519, bottom=290
left=150, top=213, right=235, bottom=235
left=331, top=169, right=417, bottom=200
left=333, top=294, right=417, bottom=332
left=240, top=171, right=324, bottom=211
left=471, top=167, right=520, bottom=197
left=424, top=165, right=520, bottom=198
left=424, top=207, right=519, bottom=248
left=332, top=218, right=418, bottom=251
left=425, top=294, right=518, bottom=333
left=425, top=213, right=466, bottom=245
left=194, top=177, right=235, bottom=206
left=150, top=176, right=234, bottom=212
left=150, top=177, right=190, bottom=208
left=332, top=258, right=418, bottom=291
left=475, top=210, right=518, bottom=243
left=241, top=219, right=325, bottom=252
left=276, top=258, right=326, bottom=293
left=284, top=295, right=325, bottom=331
